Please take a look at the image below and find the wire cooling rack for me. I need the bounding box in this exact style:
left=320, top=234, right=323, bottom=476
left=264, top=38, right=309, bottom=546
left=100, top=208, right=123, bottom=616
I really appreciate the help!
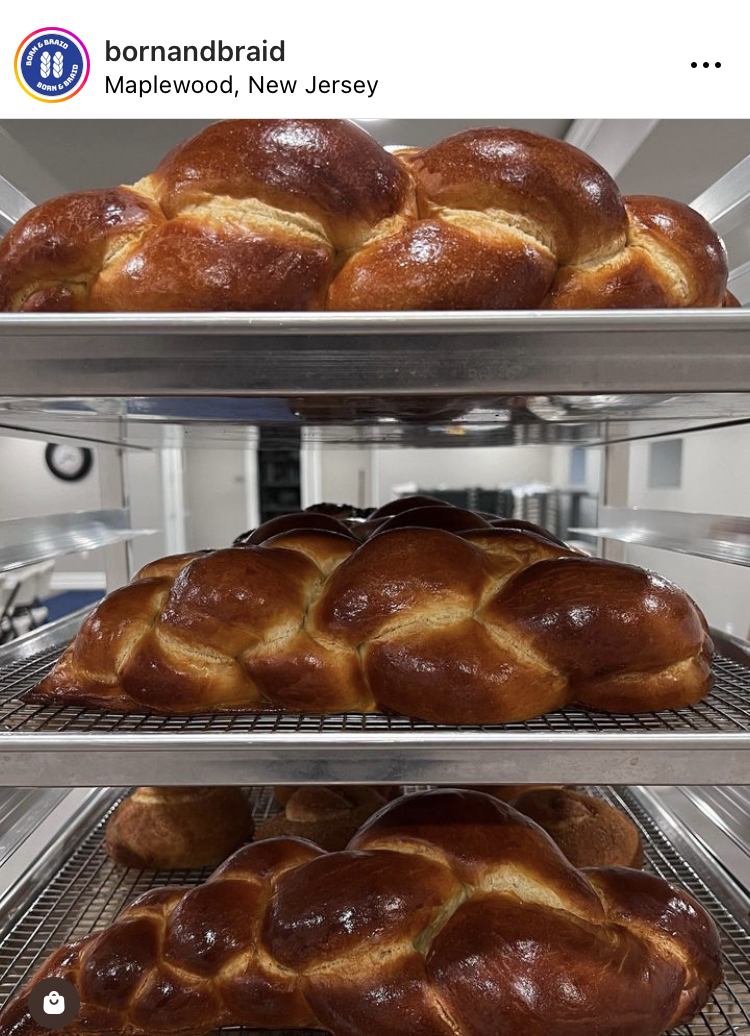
left=0, top=786, right=748, bottom=1035
left=2, top=645, right=750, bottom=735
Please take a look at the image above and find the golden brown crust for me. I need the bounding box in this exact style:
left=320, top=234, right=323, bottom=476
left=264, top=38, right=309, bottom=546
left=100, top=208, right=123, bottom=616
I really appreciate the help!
left=105, top=787, right=255, bottom=869
left=586, top=865, right=724, bottom=1027
left=27, top=498, right=713, bottom=723
left=133, top=551, right=210, bottom=582
left=408, top=127, right=628, bottom=265
left=0, top=789, right=722, bottom=1036
left=510, top=788, right=644, bottom=869
left=0, top=123, right=728, bottom=312
left=545, top=195, right=728, bottom=308
left=328, top=218, right=556, bottom=310
left=488, top=556, right=708, bottom=678
left=0, top=187, right=164, bottom=312
left=625, top=195, right=728, bottom=306
left=89, top=216, right=333, bottom=312
left=149, top=118, right=416, bottom=250
left=429, top=894, right=682, bottom=1033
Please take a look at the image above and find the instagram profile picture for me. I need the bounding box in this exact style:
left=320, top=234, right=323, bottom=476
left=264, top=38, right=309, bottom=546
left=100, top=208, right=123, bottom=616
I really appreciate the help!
left=15, top=28, right=90, bottom=102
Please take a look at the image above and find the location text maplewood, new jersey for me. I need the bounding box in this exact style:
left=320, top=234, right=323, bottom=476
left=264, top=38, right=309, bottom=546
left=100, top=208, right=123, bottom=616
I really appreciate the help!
left=105, top=74, right=379, bottom=97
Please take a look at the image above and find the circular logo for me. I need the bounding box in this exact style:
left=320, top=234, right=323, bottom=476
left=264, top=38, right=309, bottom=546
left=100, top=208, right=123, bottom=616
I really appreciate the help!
left=15, top=28, right=90, bottom=102
left=27, top=977, right=80, bottom=1029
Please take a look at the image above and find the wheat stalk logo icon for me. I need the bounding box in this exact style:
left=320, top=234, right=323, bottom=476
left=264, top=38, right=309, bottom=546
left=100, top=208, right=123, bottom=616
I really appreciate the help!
left=40, top=51, right=51, bottom=78
left=53, top=51, right=64, bottom=78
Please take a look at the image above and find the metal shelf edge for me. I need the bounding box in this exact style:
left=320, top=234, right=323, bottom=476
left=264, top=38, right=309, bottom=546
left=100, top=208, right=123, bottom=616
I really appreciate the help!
left=0, top=788, right=118, bottom=938
left=0, top=607, right=89, bottom=664
left=572, top=505, right=750, bottom=569
left=2, top=309, right=750, bottom=334
left=0, top=509, right=154, bottom=573
left=2, top=311, right=750, bottom=397
left=0, top=621, right=748, bottom=786
left=0, top=739, right=748, bottom=786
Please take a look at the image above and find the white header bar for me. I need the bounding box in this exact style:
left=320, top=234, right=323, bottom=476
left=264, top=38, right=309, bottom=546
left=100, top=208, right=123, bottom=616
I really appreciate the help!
left=1, top=0, right=744, bottom=118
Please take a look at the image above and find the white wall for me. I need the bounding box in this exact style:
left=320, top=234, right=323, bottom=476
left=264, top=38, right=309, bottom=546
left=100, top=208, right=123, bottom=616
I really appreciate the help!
left=309, top=444, right=557, bottom=510
left=184, top=448, right=251, bottom=549
left=0, top=434, right=261, bottom=589
left=0, top=436, right=106, bottom=584
left=298, top=445, right=558, bottom=512
left=373, top=445, right=554, bottom=506
left=312, top=447, right=376, bottom=510
left=0, top=437, right=101, bottom=520
left=627, top=426, right=750, bottom=514
left=126, top=450, right=167, bottom=572
left=550, top=444, right=602, bottom=495
left=621, top=426, right=750, bottom=638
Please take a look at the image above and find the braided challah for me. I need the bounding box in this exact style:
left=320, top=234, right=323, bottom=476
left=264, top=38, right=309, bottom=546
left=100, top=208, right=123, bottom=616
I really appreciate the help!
left=0, top=120, right=731, bottom=311
left=28, top=497, right=712, bottom=723
left=0, top=789, right=722, bottom=1036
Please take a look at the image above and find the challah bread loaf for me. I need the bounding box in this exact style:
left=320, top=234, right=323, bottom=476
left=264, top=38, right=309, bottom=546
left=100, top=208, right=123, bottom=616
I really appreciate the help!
left=106, top=787, right=255, bottom=869
left=0, top=789, right=722, bottom=1036
left=510, top=787, right=644, bottom=869
left=27, top=497, right=713, bottom=723
left=0, top=121, right=728, bottom=312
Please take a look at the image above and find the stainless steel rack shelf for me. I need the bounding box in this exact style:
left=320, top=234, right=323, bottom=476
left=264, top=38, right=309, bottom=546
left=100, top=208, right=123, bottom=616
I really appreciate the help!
left=0, top=509, right=153, bottom=573
left=572, top=506, right=750, bottom=568
left=4, top=392, right=750, bottom=453
left=0, top=786, right=748, bottom=1035
left=1, top=310, right=750, bottom=401
left=0, top=789, right=69, bottom=875
left=2, top=613, right=750, bottom=786
left=1, top=312, right=749, bottom=451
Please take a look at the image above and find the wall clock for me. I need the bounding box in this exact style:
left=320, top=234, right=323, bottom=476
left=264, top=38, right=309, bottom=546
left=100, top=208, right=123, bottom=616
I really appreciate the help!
left=44, top=444, right=94, bottom=482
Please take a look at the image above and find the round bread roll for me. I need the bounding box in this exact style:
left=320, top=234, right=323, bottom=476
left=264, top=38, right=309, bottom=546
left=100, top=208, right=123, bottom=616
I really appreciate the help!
left=511, top=787, right=644, bottom=869
left=257, top=786, right=391, bottom=852
left=105, top=787, right=255, bottom=870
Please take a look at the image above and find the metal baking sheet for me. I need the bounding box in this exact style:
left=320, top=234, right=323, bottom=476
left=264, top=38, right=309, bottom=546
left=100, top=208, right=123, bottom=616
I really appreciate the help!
left=0, top=787, right=748, bottom=1035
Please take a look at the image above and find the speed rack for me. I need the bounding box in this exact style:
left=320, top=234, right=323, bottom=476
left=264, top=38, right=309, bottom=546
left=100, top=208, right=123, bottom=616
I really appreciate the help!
left=2, top=134, right=750, bottom=788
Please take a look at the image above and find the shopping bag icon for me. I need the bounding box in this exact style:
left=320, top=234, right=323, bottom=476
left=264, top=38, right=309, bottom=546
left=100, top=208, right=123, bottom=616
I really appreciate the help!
left=42, top=992, right=65, bottom=1015
left=28, top=977, right=79, bottom=1027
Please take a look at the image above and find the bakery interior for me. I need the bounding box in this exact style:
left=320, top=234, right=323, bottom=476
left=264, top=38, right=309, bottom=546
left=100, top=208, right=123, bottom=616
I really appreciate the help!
left=0, top=118, right=749, bottom=1033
